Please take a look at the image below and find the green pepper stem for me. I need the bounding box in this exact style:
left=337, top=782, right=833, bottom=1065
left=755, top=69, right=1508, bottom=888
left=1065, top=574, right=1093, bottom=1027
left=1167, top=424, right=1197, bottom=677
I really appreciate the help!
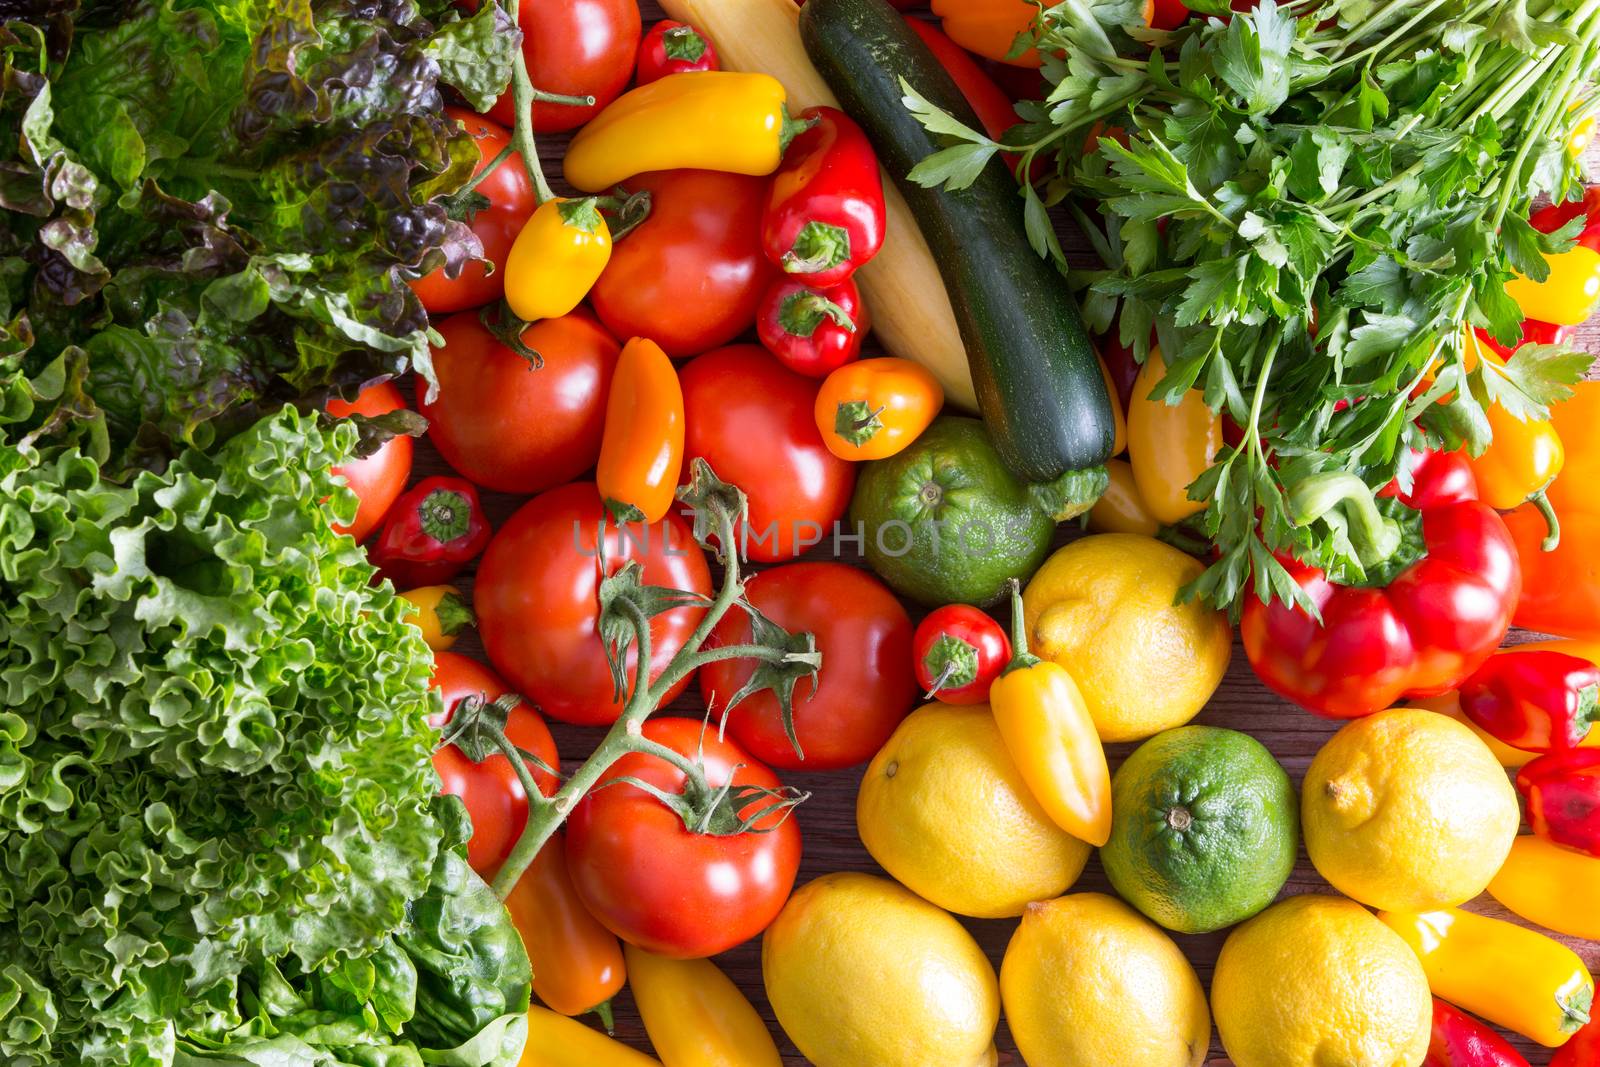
left=1532, top=489, right=1562, bottom=552
left=1288, top=472, right=1403, bottom=568
left=1001, top=579, right=1041, bottom=676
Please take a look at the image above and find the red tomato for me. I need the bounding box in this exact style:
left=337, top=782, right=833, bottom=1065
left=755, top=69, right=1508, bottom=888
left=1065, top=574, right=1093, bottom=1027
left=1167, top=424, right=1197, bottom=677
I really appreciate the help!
left=636, top=20, right=720, bottom=85
left=485, top=0, right=641, bottom=134
left=679, top=346, right=855, bottom=563
left=420, top=310, right=617, bottom=494
left=700, top=562, right=915, bottom=770
left=564, top=718, right=801, bottom=958
left=429, top=651, right=560, bottom=876
left=411, top=109, right=535, bottom=314
left=328, top=381, right=413, bottom=542
left=475, top=482, right=712, bottom=725
left=590, top=170, right=774, bottom=358
left=911, top=605, right=1012, bottom=705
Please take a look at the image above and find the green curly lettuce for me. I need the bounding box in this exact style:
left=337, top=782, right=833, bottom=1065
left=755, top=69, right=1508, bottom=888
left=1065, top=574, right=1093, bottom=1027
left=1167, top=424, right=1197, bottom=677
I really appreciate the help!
left=0, top=407, right=529, bottom=1066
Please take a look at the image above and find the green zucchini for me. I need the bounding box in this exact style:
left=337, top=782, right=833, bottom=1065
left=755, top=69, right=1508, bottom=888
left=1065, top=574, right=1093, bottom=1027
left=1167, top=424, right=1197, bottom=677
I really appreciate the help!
left=799, top=0, right=1113, bottom=508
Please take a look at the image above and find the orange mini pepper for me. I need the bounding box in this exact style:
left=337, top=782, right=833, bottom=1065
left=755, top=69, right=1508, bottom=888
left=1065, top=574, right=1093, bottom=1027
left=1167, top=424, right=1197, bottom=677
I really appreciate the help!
left=504, top=197, right=612, bottom=322
left=1488, top=835, right=1600, bottom=942
left=1126, top=347, right=1223, bottom=526
left=398, top=585, right=474, bottom=652
left=1098, top=355, right=1127, bottom=457
left=504, top=833, right=626, bottom=1024
left=814, top=356, right=943, bottom=461
left=930, top=0, right=1042, bottom=67
left=1087, top=459, right=1160, bottom=537
left=596, top=338, right=685, bottom=524
left=1462, top=333, right=1566, bottom=546
left=624, top=945, right=782, bottom=1067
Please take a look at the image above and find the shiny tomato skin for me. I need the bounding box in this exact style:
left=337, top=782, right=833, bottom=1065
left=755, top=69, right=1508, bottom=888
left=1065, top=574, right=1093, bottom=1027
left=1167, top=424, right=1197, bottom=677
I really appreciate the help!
left=590, top=170, right=774, bottom=357
left=701, top=562, right=915, bottom=770
left=679, top=345, right=855, bottom=563
left=484, top=0, right=640, bottom=134
left=475, top=482, right=712, bottom=725
left=411, top=109, right=535, bottom=314
left=420, top=310, right=618, bottom=494
left=429, top=651, right=560, bottom=876
left=564, top=717, right=802, bottom=958
left=328, top=381, right=413, bottom=543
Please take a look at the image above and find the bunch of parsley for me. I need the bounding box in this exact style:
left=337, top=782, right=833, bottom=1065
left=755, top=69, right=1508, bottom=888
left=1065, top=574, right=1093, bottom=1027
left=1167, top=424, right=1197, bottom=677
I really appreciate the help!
left=909, top=0, right=1599, bottom=615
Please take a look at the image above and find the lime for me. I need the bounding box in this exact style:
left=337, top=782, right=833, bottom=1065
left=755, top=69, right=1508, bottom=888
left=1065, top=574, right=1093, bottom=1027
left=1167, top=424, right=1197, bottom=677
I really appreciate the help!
left=1100, top=725, right=1296, bottom=934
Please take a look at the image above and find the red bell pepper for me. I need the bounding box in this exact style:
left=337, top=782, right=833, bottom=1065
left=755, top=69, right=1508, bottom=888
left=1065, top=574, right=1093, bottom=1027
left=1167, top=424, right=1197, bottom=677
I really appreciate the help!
left=1554, top=1014, right=1600, bottom=1066
left=1529, top=184, right=1600, bottom=249
left=635, top=20, right=719, bottom=86
left=1424, top=999, right=1530, bottom=1067
left=369, top=476, right=491, bottom=588
left=1240, top=449, right=1521, bottom=719
left=1517, top=748, right=1600, bottom=856
left=1473, top=318, right=1574, bottom=361
left=1459, top=649, right=1600, bottom=752
left=762, top=106, right=886, bottom=286
left=754, top=275, right=867, bottom=378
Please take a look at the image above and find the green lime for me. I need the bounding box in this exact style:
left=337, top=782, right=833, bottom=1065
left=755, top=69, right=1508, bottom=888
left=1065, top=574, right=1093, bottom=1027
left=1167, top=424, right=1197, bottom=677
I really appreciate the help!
left=1101, top=725, right=1297, bottom=935
left=848, top=416, right=1052, bottom=607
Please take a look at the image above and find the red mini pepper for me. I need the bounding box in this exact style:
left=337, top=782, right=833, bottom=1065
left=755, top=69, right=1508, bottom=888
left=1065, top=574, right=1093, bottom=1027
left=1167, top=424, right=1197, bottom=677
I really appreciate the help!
left=1240, top=449, right=1521, bottom=719
left=1460, top=650, right=1600, bottom=752
left=912, top=604, right=1012, bottom=705
left=755, top=275, right=867, bottom=377
left=1518, top=748, right=1600, bottom=857
left=762, top=106, right=886, bottom=286
left=369, top=476, right=491, bottom=588
left=1554, top=1014, right=1600, bottom=1066
left=1425, top=999, right=1530, bottom=1067
left=635, top=20, right=719, bottom=85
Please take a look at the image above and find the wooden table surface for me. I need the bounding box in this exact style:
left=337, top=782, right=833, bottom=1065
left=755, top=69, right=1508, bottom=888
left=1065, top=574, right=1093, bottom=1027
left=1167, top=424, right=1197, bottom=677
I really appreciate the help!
left=425, top=9, right=1600, bottom=1062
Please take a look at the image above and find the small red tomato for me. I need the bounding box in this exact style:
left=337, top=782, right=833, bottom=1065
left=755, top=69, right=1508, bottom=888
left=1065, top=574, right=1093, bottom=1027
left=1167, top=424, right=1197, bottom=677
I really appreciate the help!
left=912, top=605, right=1012, bottom=705
left=328, top=381, right=413, bottom=543
left=636, top=20, right=719, bottom=84
left=430, top=652, right=560, bottom=876
left=756, top=275, right=868, bottom=378
left=369, top=476, right=492, bottom=589
left=700, top=562, right=916, bottom=770
left=484, top=0, right=641, bottom=134
left=565, top=718, right=802, bottom=958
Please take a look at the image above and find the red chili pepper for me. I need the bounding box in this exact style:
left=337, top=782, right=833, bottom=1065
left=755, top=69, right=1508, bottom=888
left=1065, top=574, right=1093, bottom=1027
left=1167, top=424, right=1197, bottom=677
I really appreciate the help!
left=369, top=476, right=491, bottom=588
left=762, top=106, right=886, bottom=286
left=635, top=20, right=719, bottom=86
left=1554, top=1014, right=1600, bottom=1066
left=755, top=275, right=868, bottom=378
left=1240, top=449, right=1521, bottom=719
left=1424, top=999, right=1530, bottom=1067
left=912, top=605, right=1012, bottom=705
left=1459, top=650, right=1600, bottom=752
left=1518, top=748, right=1600, bottom=857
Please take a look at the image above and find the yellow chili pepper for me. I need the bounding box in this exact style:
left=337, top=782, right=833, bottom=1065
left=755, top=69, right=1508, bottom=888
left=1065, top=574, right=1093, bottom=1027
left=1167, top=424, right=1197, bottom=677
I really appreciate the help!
left=1126, top=347, right=1223, bottom=525
left=504, top=197, right=612, bottom=321
left=398, top=585, right=474, bottom=651
left=1571, top=112, right=1596, bottom=158
left=520, top=1006, right=663, bottom=1067
left=1461, top=332, right=1566, bottom=545
left=563, top=72, right=801, bottom=192
left=1488, top=835, right=1600, bottom=942
left=1378, top=906, right=1594, bottom=1047
left=623, top=944, right=782, bottom=1067
left=597, top=338, right=685, bottom=524
left=1097, top=355, right=1127, bottom=457
left=1087, top=459, right=1160, bottom=536
left=988, top=581, right=1112, bottom=846
left=1504, top=244, right=1600, bottom=326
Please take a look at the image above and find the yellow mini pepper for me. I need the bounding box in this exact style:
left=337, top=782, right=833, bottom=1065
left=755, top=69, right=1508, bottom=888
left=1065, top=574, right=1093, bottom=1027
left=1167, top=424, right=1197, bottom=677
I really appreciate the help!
left=1462, top=331, right=1566, bottom=546
left=1126, top=347, right=1223, bottom=526
left=563, top=71, right=802, bottom=192
left=623, top=945, right=782, bottom=1067
left=1097, top=355, right=1127, bottom=457
left=1379, top=906, right=1594, bottom=1047
left=1488, top=835, right=1600, bottom=943
left=1087, top=459, right=1161, bottom=536
left=988, top=582, right=1112, bottom=847
left=398, top=585, right=473, bottom=651
left=504, top=197, right=611, bottom=322
left=520, top=1006, right=663, bottom=1067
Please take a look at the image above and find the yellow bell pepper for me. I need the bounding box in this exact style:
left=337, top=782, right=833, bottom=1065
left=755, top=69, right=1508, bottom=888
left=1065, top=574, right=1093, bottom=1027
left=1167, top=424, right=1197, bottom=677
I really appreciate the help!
left=624, top=945, right=781, bottom=1067
left=1488, top=835, right=1600, bottom=942
left=504, top=197, right=612, bottom=322
left=1087, top=459, right=1160, bottom=536
left=1126, top=347, right=1223, bottom=525
left=1461, top=332, right=1566, bottom=545
left=563, top=71, right=800, bottom=192
left=1504, top=244, right=1600, bottom=326
left=1379, top=906, right=1594, bottom=1047
left=988, top=582, right=1112, bottom=846
left=520, top=1006, right=663, bottom=1067
left=398, top=585, right=473, bottom=651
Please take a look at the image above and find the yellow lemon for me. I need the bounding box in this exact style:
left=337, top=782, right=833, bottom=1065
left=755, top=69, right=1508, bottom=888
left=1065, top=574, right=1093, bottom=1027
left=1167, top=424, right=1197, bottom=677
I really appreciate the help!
left=1303, top=708, right=1518, bottom=911
left=762, top=872, right=999, bottom=1067
left=1001, top=893, right=1210, bottom=1067
left=1212, top=895, right=1432, bottom=1067
left=857, top=702, right=1090, bottom=918
left=1021, top=534, right=1231, bottom=742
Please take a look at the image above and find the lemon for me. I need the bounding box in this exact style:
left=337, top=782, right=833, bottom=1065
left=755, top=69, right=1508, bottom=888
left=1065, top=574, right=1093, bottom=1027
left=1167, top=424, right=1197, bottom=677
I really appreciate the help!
left=1212, top=894, right=1431, bottom=1067
left=762, top=872, right=999, bottom=1067
left=1001, top=893, right=1210, bottom=1067
left=1021, top=534, right=1231, bottom=742
left=1302, top=708, right=1518, bottom=911
left=857, top=702, right=1090, bottom=918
